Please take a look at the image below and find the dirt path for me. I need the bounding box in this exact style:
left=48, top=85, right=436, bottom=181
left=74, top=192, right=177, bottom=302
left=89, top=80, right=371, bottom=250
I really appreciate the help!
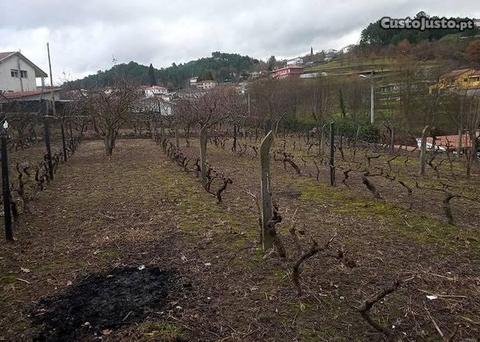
left=1, top=139, right=479, bottom=341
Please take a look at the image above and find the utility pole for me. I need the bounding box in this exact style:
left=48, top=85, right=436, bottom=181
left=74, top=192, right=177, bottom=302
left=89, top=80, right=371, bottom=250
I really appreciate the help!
left=16, top=54, right=24, bottom=92
left=47, top=43, right=56, bottom=116
left=47, top=42, right=67, bottom=162
left=360, top=71, right=375, bottom=124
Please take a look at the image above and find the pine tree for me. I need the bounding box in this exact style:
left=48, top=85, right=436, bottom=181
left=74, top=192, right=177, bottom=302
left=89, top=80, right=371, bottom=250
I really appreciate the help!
left=148, top=63, right=157, bottom=85
left=267, top=56, right=276, bottom=71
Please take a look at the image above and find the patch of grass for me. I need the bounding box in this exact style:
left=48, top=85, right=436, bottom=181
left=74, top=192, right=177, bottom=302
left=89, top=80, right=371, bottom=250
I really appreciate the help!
left=99, top=247, right=121, bottom=260
left=273, top=268, right=289, bottom=282
left=34, top=257, right=89, bottom=273
left=295, top=178, right=480, bottom=254
left=0, top=274, right=17, bottom=285
left=151, top=163, right=258, bottom=241
left=140, top=321, right=184, bottom=341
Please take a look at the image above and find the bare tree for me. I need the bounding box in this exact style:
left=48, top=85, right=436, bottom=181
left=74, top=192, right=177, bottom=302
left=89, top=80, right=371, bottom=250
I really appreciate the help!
left=84, top=81, right=139, bottom=156
left=186, top=87, right=237, bottom=185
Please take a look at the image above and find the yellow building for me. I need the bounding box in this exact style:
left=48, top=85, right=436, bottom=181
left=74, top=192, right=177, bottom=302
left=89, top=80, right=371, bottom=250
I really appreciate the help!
left=431, top=68, right=480, bottom=92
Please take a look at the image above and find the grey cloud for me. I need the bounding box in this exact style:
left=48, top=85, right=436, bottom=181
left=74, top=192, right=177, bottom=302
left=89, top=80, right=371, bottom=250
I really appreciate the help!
left=0, top=0, right=479, bottom=83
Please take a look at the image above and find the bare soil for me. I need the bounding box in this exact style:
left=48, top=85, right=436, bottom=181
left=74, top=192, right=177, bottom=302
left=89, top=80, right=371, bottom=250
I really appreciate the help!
left=1, top=139, right=479, bottom=341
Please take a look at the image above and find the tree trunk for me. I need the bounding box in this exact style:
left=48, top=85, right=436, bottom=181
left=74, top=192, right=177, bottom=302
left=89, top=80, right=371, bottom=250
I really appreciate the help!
left=389, top=126, right=395, bottom=154
left=320, top=124, right=326, bottom=156
left=329, top=122, right=335, bottom=186
left=232, top=124, right=237, bottom=152
left=466, top=131, right=477, bottom=177
left=185, top=125, right=190, bottom=147
left=199, top=125, right=208, bottom=186
left=456, top=127, right=462, bottom=158
left=419, top=125, right=430, bottom=176
left=104, top=135, right=113, bottom=156
left=175, top=127, right=180, bottom=148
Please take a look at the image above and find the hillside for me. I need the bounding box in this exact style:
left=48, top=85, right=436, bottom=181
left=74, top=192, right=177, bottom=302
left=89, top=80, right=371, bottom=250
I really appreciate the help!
left=67, top=52, right=260, bottom=89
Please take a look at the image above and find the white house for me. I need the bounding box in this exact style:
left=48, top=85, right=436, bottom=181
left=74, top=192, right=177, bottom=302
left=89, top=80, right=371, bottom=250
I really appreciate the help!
left=287, top=57, right=303, bottom=66
left=140, top=85, right=168, bottom=98
left=195, top=80, right=217, bottom=90
left=0, top=51, right=48, bottom=92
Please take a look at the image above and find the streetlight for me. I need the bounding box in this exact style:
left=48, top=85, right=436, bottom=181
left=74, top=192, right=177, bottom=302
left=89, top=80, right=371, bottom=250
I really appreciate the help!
left=360, top=71, right=375, bottom=125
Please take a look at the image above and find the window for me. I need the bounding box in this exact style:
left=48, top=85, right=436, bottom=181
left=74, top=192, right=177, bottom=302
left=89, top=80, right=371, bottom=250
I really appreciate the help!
left=10, top=69, right=18, bottom=78
left=20, top=70, right=28, bottom=78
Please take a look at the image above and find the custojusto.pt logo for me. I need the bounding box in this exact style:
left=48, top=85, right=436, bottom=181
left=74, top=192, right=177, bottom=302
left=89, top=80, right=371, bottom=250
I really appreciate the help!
left=380, top=16, right=478, bottom=31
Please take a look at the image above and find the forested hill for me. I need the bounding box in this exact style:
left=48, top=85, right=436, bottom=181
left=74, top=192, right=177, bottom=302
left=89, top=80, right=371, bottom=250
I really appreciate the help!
left=67, top=52, right=260, bottom=89
left=359, top=11, right=479, bottom=46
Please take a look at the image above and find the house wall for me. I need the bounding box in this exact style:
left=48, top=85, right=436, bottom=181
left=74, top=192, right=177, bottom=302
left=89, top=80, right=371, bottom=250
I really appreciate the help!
left=456, top=73, right=480, bottom=90
left=196, top=81, right=216, bottom=90
left=0, top=55, right=38, bottom=92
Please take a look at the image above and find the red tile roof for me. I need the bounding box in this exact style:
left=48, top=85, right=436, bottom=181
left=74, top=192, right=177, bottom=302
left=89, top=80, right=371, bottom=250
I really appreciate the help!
left=1, top=87, right=62, bottom=100
left=441, top=68, right=473, bottom=80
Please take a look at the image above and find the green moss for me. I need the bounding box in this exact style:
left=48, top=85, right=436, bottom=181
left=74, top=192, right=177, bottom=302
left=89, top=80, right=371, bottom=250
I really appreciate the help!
left=99, top=248, right=121, bottom=259
left=273, top=268, right=288, bottom=282
left=151, top=164, right=259, bottom=243
left=0, top=274, right=17, bottom=285
left=35, top=257, right=89, bottom=273
left=295, top=178, right=480, bottom=255
left=140, top=321, right=184, bottom=340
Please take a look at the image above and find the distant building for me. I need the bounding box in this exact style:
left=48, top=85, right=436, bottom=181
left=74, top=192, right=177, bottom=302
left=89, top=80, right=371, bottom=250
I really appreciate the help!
left=431, top=68, right=480, bottom=92
left=188, top=77, right=217, bottom=90
left=136, top=96, right=172, bottom=116
left=249, top=71, right=261, bottom=80
left=195, top=80, right=217, bottom=90
left=299, top=72, right=319, bottom=79
left=272, top=65, right=304, bottom=79
left=140, top=85, right=168, bottom=97
left=0, top=51, right=48, bottom=92
left=189, top=77, right=198, bottom=86
left=286, top=57, right=303, bottom=66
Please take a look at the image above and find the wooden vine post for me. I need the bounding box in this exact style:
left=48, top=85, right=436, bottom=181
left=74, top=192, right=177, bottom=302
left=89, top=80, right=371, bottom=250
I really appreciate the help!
left=389, top=126, right=395, bottom=154
left=1, top=123, right=13, bottom=241
left=319, top=123, right=326, bottom=156
left=419, top=125, right=430, bottom=176
left=60, top=118, right=67, bottom=162
left=260, top=130, right=274, bottom=251
left=174, top=127, right=180, bottom=148
left=199, top=124, right=208, bottom=186
left=329, top=122, right=336, bottom=186
left=43, top=101, right=54, bottom=180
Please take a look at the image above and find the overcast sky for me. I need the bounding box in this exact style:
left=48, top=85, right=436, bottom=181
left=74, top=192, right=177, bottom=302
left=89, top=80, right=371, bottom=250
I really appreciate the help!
left=0, top=0, right=479, bottom=84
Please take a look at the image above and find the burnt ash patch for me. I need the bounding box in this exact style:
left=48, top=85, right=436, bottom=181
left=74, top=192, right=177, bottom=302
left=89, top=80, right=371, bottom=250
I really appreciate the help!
left=31, top=266, right=174, bottom=341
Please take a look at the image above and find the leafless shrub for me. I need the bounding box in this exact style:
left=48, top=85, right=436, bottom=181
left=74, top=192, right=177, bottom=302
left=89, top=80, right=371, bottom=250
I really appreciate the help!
left=357, top=279, right=401, bottom=338
left=292, top=232, right=337, bottom=296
